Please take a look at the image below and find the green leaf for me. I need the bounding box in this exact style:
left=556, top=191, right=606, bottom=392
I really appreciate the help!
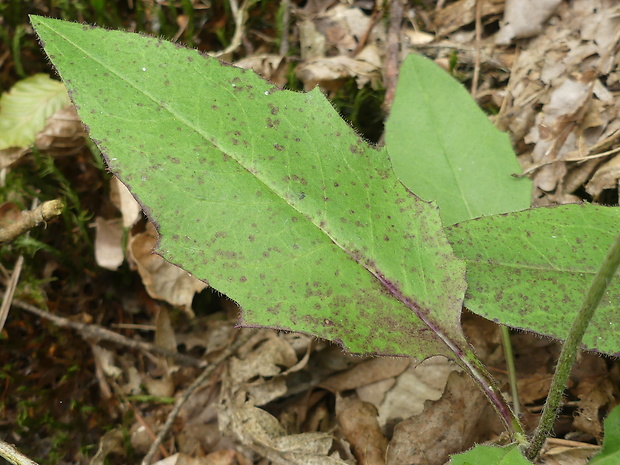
left=30, top=16, right=469, bottom=361
left=589, top=404, right=620, bottom=464
left=447, top=204, right=620, bottom=356
left=385, top=54, right=531, bottom=226
left=450, top=444, right=531, bottom=464
left=0, top=73, right=70, bottom=149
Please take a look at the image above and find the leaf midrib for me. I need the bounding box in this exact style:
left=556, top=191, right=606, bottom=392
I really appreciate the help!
left=44, top=20, right=440, bottom=323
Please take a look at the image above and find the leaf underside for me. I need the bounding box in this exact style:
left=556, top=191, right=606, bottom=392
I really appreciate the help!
left=447, top=204, right=620, bottom=356
left=31, top=16, right=469, bottom=361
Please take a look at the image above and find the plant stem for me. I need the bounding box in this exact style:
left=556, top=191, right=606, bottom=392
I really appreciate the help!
left=462, top=348, right=527, bottom=444
left=525, top=230, right=620, bottom=461
left=501, top=325, right=521, bottom=416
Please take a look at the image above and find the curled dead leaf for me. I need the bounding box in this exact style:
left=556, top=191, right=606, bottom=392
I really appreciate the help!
left=235, top=55, right=288, bottom=87
left=226, top=398, right=347, bottom=465
left=110, top=176, right=142, bottom=228
left=585, top=154, right=620, bottom=199
left=296, top=53, right=381, bottom=92
left=433, top=0, right=505, bottom=37
left=386, top=371, right=502, bottom=465
left=338, top=400, right=388, bottom=465
left=35, top=105, right=85, bottom=154
left=94, top=217, right=124, bottom=270
left=128, top=222, right=207, bottom=315
left=0, top=105, right=85, bottom=169
left=496, top=0, right=562, bottom=44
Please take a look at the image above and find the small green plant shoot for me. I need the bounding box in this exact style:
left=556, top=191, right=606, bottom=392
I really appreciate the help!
left=30, top=15, right=620, bottom=464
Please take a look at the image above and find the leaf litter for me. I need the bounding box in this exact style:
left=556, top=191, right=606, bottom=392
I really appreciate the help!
left=1, top=1, right=619, bottom=464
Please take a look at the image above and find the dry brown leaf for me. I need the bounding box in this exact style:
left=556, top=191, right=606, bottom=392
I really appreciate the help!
left=573, top=378, right=616, bottom=440
left=34, top=104, right=85, bottom=154
left=318, top=4, right=370, bottom=55
left=176, top=320, right=234, bottom=355
left=320, top=357, right=409, bottom=393
left=338, top=400, right=388, bottom=465
left=538, top=442, right=600, bottom=465
left=177, top=385, right=222, bottom=456
left=434, top=0, right=505, bottom=37
left=295, top=3, right=384, bottom=92
left=517, top=372, right=553, bottom=405
left=0, top=105, right=85, bottom=169
left=298, top=0, right=337, bottom=18
left=0, top=147, right=28, bottom=170
left=299, top=20, right=326, bottom=60
left=144, top=373, right=175, bottom=397
left=228, top=332, right=298, bottom=384
left=235, top=55, right=288, bottom=87
left=497, top=0, right=620, bottom=203
left=128, top=222, right=207, bottom=314
left=296, top=53, right=381, bottom=91
left=153, top=451, right=239, bottom=465
left=91, top=344, right=122, bottom=379
left=94, top=216, right=124, bottom=270
left=580, top=3, right=620, bottom=73
left=527, top=78, right=592, bottom=192
left=386, top=371, right=502, bottom=465
left=496, top=0, right=562, bottom=44
left=110, top=176, right=142, bottom=228
left=202, top=449, right=242, bottom=465
left=402, top=29, right=434, bottom=46
left=586, top=153, right=620, bottom=198
left=90, top=429, right=126, bottom=465
left=229, top=399, right=347, bottom=465
left=155, top=306, right=178, bottom=372
left=361, top=356, right=458, bottom=429
left=246, top=378, right=288, bottom=407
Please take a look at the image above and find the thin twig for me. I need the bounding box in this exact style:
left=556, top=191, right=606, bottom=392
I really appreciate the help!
left=383, top=0, right=405, bottom=111
left=0, top=439, right=39, bottom=465
left=1, top=199, right=42, bottom=333
left=471, top=0, right=482, bottom=99
left=132, top=407, right=171, bottom=459
left=0, top=199, right=63, bottom=245
left=352, top=2, right=383, bottom=57
left=520, top=140, right=620, bottom=176
left=0, top=256, right=23, bottom=332
left=525, top=230, right=620, bottom=460
left=2, top=294, right=205, bottom=368
left=278, top=0, right=291, bottom=57
left=141, top=329, right=254, bottom=465
left=210, top=0, right=253, bottom=58
left=493, top=46, right=521, bottom=131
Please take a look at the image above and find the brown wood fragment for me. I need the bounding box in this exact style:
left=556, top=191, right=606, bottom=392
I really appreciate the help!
left=0, top=199, right=64, bottom=244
